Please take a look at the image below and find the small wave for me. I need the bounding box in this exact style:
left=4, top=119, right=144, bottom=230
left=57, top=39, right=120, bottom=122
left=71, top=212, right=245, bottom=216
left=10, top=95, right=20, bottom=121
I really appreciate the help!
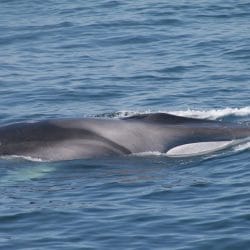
left=103, top=107, right=250, bottom=120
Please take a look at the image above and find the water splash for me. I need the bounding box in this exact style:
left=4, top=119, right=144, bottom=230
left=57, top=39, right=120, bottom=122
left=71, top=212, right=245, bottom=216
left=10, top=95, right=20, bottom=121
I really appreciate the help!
left=170, top=107, right=250, bottom=120
left=103, top=107, right=250, bottom=120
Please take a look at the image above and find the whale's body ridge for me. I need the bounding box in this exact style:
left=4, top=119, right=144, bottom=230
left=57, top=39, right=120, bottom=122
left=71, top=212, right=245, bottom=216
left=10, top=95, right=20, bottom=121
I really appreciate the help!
left=0, top=113, right=249, bottom=161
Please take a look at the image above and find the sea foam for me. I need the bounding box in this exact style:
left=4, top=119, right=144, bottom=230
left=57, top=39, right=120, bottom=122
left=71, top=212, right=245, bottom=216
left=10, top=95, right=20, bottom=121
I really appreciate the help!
left=110, top=107, right=250, bottom=120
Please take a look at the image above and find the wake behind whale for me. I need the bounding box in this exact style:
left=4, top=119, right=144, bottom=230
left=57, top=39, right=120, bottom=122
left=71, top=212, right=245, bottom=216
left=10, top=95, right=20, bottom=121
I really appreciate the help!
left=0, top=112, right=249, bottom=162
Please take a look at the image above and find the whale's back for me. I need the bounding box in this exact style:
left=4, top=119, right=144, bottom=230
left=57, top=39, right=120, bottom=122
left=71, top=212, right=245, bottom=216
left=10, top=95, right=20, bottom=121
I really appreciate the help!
left=0, top=114, right=249, bottom=161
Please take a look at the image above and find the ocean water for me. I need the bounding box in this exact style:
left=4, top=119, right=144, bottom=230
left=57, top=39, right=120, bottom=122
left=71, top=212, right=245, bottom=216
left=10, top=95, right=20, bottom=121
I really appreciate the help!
left=0, top=1, right=250, bottom=249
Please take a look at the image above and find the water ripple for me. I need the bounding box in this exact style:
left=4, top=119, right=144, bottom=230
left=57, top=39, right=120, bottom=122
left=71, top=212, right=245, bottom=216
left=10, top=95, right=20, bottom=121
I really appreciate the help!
left=0, top=0, right=250, bottom=249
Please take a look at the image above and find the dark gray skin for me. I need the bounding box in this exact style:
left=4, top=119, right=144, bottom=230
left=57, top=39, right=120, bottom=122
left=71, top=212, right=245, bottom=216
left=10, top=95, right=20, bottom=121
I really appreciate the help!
left=0, top=113, right=249, bottom=161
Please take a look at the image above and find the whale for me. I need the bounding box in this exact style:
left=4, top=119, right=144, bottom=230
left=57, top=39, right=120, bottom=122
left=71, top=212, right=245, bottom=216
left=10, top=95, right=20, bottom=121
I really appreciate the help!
left=0, top=113, right=249, bottom=161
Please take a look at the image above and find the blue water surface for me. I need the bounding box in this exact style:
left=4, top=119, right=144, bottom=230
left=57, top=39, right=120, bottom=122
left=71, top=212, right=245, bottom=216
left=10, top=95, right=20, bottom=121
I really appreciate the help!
left=0, top=1, right=250, bottom=249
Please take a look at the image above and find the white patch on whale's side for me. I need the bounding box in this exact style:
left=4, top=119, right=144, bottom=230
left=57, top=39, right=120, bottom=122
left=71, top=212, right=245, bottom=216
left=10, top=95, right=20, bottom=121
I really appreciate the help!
left=166, top=141, right=235, bottom=157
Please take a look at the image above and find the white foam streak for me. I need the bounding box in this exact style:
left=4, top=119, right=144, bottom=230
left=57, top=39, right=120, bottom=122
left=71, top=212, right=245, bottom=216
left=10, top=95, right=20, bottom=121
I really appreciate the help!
left=170, top=107, right=250, bottom=120
left=114, top=107, right=250, bottom=120
left=1, top=155, right=45, bottom=162
left=133, top=151, right=166, bottom=157
left=234, top=142, right=250, bottom=152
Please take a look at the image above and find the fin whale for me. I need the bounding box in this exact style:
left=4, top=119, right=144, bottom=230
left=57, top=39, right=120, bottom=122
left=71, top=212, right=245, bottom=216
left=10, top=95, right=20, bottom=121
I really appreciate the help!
left=0, top=113, right=249, bottom=161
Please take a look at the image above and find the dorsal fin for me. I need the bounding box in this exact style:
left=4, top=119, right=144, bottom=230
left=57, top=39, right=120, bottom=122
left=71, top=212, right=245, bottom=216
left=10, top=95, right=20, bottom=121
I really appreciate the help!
left=122, top=113, right=213, bottom=124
